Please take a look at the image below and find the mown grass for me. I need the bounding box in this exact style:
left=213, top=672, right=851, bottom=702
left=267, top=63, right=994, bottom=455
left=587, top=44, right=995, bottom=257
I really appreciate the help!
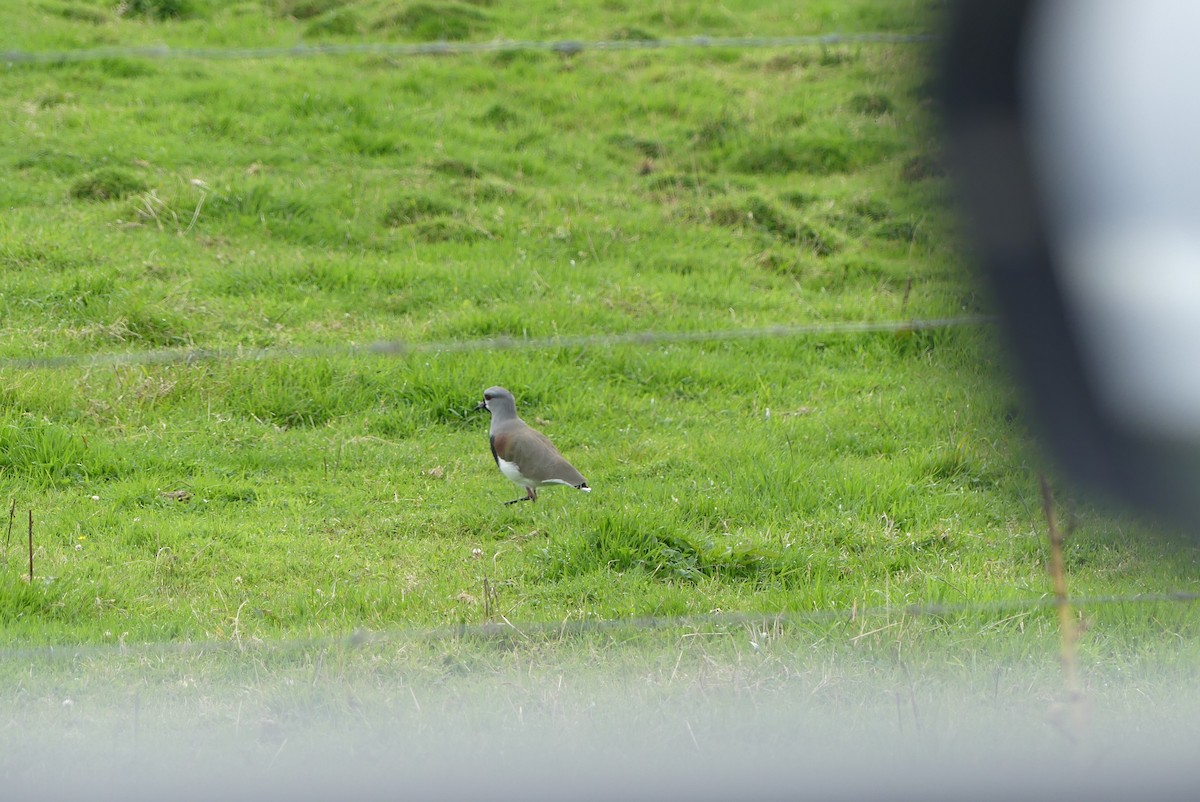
left=2, top=2, right=1200, bottom=774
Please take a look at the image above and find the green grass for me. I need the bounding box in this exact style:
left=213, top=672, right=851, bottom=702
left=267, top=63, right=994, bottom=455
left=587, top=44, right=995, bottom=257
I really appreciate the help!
left=2, top=2, right=1200, bottom=770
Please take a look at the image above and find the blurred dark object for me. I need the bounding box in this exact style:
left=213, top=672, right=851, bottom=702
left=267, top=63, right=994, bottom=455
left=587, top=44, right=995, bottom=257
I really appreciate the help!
left=941, top=0, right=1200, bottom=533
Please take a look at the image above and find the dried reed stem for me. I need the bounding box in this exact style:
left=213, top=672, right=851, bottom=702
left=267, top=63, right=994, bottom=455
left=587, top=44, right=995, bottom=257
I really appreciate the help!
left=1041, top=474, right=1089, bottom=745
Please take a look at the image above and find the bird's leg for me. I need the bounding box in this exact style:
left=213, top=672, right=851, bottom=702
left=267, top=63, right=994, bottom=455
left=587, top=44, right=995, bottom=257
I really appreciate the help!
left=503, top=487, right=538, bottom=506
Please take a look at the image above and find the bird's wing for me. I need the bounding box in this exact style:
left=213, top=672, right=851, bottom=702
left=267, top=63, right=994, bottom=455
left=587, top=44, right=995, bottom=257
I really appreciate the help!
left=509, top=428, right=586, bottom=485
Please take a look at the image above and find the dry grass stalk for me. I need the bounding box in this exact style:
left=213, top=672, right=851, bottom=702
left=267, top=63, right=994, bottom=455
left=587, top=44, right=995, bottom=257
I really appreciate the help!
left=1040, top=475, right=1091, bottom=746
left=5, top=499, right=13, bottom=552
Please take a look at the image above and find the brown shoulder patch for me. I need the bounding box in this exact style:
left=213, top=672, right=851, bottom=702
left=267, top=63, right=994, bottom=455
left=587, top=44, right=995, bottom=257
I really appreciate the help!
left=489, top=432, right=508, bottom=464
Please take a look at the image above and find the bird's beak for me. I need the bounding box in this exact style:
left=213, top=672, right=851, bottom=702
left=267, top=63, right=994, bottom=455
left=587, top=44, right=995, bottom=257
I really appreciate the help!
left=475, top=400, right=488, bottom=411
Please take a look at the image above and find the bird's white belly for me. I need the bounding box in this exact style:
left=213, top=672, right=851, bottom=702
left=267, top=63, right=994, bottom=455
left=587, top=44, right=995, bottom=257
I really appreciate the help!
left=497, top=457, right=536, bottom=487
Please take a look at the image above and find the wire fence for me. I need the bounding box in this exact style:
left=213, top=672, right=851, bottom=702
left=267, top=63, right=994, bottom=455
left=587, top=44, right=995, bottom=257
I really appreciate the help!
left=2, top=32, right=936, bottom=66
left=3, top=22, right=1193, bottom=727
left=0, top=315, right=993, bottom=372
left=0, top=588, right=1197, bottom=662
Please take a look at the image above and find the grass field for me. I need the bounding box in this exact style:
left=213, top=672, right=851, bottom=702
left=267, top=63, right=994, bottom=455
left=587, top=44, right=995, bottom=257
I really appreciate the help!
left=2, top=0, right=1200, bottom=791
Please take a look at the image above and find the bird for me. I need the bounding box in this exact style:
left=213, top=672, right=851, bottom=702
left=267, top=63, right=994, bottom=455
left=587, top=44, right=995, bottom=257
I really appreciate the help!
left=476, top=386, right=591, bottom=505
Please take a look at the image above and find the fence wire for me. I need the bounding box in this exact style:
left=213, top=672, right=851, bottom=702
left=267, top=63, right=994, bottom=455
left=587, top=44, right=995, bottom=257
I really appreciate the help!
left=0, top=588, right=1196, bottom=662
left=2, top=32, right=935, bottom=66
left=0, top=315, right=993, bottom=372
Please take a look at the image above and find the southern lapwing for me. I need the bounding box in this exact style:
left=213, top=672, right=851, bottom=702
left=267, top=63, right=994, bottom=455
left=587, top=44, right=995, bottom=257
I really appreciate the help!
left=476, top=386, right=591, bottom=505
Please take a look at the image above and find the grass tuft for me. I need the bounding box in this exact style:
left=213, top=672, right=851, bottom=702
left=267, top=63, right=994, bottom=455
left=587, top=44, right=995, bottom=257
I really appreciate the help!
left=702, top=194, right=837, bottom=255
left=39, top=2, right=108, bottom=24
left=0, top=416, right=127, bottom=487
left=377, top=2, right=492, bottom=41
left=382, top=194, right=459, bottom=226
left=118, top=0, right=195, bottom=21
left=901, top=151, right=946, bottom=182
left=274, top=0, right=344, bottom=20
left=735, top=139, right=852, bottom=175
left=68, top=168, right=148, bottom=201
left=849, top=92, right=894, bottom=116
left=610, top=26, right=658, bottom=42
left=305, top=8, right=363, bottom=36
left=476, top=103, right=522, bottom=130
left=15, top=150, right=87, bottom=176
